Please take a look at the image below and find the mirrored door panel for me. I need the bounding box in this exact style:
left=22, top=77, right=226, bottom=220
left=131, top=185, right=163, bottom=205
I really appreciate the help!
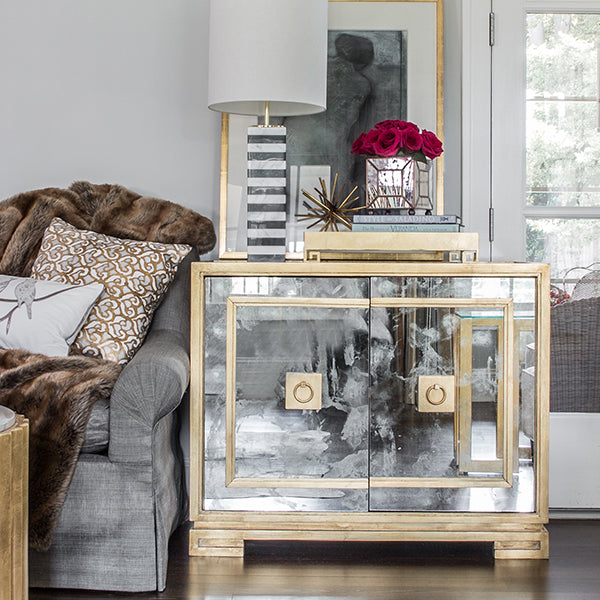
left=203, top=276, right=370, bottom=512
left=201, top=273, right=540, bottom=514
left=369, top=301, right=514, bottom=484
left=369, top=276, right=538, bottom=513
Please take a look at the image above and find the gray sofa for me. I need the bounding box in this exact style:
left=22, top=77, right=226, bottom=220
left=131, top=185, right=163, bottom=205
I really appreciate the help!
left=28, top=249, right=197, bottom=592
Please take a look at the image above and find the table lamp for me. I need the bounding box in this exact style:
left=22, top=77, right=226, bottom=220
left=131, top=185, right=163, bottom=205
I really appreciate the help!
left=208, top=0, right=328, bottom=261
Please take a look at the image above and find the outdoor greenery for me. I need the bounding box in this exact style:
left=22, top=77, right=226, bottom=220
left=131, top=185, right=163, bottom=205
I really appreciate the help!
left=526, top=13, right=600, bottom=207
left=526, top=13, right=600, bottom=277
left=527, top=218, right=600, bottom=279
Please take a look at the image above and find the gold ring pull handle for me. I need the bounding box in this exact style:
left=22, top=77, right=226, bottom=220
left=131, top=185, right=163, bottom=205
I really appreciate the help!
left=293, top=381, right=314, bottom=404
left=425, top=383, right=447, bottom=406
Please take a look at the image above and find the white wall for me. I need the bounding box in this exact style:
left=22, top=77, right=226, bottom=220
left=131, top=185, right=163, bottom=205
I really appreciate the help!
left=0, top=0, right=463, bottom=237
left=0, top=0, right=221, bottom=226
left=549, top=414, right=600, bottom=509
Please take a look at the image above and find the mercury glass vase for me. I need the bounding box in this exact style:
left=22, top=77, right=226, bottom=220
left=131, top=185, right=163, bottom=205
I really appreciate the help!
left=365, top=155, right=433, bottom=214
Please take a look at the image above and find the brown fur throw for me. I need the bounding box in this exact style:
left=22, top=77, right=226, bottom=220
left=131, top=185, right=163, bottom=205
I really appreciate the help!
left=0, top=350, right=121, bottom=550
left=0, top=182, right=215, bottom=550
left=0, top=180, right=216, bottom=276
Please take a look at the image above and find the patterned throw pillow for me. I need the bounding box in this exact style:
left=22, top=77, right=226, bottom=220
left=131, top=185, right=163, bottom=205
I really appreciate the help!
left=30, top=218, right=191, bottom=364
left=0, top=275, right=103, bottom=357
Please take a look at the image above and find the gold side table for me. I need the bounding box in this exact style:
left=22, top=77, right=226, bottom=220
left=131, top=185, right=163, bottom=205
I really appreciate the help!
left=0, top=407, right=29, bottom=600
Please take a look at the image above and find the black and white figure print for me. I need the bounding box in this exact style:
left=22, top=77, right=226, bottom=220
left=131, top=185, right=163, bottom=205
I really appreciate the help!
left=281, top=29, right=407, bottom=247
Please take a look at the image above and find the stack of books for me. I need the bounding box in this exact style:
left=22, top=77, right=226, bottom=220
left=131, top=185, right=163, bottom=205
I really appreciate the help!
left=352, top=213, right=462, bottom=232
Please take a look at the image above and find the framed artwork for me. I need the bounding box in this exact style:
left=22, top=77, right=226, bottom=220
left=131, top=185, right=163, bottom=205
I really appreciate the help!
left=218, top=0, right=444, bottom=259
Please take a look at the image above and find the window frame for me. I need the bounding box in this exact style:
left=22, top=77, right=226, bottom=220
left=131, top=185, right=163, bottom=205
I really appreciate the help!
left=524, top=1, right=600, bottom=281
left=463, top=0, right=600, bottom=267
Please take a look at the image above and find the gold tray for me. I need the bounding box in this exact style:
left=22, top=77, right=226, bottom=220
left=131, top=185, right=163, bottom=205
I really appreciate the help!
left=303, top=231, right=479, bottom=262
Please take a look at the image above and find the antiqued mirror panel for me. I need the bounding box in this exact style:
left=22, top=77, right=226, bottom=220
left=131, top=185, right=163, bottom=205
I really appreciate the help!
left=369, top=302, right=512, bottom=483
left=203, top=276, right=370, bottom=512
left=369, top=276, right=538, bottom=513
left=201, top=274, right=539, bottom=514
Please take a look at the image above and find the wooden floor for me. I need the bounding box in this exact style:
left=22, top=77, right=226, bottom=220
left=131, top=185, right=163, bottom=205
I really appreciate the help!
left=29, top=520, right=599, bottom=600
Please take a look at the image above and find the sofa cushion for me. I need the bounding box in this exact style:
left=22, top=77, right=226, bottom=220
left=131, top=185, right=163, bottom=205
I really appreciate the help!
left=0, top=275, right=103, bottom=357
left=30, top=218, right=191, bottom=364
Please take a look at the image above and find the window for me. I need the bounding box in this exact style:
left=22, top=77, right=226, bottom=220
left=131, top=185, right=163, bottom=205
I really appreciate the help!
left=525, top=11, right=600, bottom=283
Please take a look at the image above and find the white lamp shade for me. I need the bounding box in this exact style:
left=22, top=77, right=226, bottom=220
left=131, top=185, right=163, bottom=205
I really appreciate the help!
left=208, top=0, right=328, bottom=117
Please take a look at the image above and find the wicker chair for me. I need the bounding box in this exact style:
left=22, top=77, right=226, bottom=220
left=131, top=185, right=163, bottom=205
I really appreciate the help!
left=550, top=296, right=600, bottom=413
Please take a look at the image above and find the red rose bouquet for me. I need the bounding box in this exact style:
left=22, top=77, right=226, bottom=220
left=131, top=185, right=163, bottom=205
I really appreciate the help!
left=351, top=120, right=443, bottom=162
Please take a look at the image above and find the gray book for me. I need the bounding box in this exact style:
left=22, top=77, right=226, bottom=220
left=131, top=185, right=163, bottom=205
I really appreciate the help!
left=352, top=223, right=462, bottom=232
left=353, top=214, right=461, bottom=224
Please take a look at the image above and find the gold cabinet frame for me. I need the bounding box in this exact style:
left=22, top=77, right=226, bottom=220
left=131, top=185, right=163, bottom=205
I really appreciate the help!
left=190, top=261, right=550, bottom=560
left=369, top=296, right=515, bottom=489
left=225, top=295, right=370, bottom=490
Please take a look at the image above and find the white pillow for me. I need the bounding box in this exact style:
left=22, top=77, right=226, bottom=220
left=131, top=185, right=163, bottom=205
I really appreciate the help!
left=0, top=275, right=103, bottom=357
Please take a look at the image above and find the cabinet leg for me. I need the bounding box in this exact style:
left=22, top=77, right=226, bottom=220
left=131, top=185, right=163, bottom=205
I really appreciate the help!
left=189, top=530, right=244, bottom=557
left=494, top=529, right=549, bottom=559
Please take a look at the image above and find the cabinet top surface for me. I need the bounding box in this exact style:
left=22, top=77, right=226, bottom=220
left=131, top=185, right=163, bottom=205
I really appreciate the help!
left=193, top=261, right=550, bottom=278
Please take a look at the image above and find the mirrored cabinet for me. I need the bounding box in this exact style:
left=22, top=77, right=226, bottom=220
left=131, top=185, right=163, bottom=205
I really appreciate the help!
left=189, top=261, right=550, bottom=559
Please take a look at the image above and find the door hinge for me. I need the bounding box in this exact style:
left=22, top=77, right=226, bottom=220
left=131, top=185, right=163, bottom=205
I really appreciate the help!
left=489, top=207, right=495, bottom=243
left=489, top=11, right=496, bottom=47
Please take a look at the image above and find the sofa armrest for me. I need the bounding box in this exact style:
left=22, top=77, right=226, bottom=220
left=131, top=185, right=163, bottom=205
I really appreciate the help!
left=108, top=328, right=190, bottom=464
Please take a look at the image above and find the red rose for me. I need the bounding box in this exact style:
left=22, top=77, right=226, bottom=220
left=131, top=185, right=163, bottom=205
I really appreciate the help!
left=375, top=119, right=419, bottom=133
left=351, top=130, right=379, bottom=155
left=365, top=129, right=380, bottom=144
left=362, top=128, right=381, bottom=154
left=395, top=120, right=419, bottom=133
left=351, top=132, right=368, bottom=155
left=421, top=130, right=443, bottom=159
left=402, top=127, right=423, bottom=152
left=375, top=119, right=400, bottom=131
left=372, top=127, right=403, bottom=157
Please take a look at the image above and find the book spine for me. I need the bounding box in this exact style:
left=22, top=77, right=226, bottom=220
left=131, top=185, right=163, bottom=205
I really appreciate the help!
left=352, top=223, right=462, bottom=232
left=353, top=214, right=461, bottom=224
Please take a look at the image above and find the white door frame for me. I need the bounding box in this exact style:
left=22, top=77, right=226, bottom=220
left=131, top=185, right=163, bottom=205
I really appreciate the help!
left=462, top=0, right=600, bottom=261
left=461, top=0, right=526, bottom=262
left=460, top=0, right=600, bottom=511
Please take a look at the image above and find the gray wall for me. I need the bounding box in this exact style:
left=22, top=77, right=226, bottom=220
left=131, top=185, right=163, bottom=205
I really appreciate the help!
left=0, top=0, right=461, bottom=226
left=0, top=0, right=221, bottom=226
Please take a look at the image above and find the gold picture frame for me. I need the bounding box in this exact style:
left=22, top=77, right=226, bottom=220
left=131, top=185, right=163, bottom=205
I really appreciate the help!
left=218, top=0, right=444, bottom=259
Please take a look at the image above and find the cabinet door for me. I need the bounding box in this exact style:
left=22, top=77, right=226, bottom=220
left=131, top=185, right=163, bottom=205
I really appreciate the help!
left=368, top=275, right=538, bottom=513
left=203, top=275, right=370, bottom=512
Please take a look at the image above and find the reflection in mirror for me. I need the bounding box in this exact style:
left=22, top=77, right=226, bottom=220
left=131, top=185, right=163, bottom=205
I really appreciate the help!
left=203, top=276, right=371, bottom=512
left=370, top=306, right=505, bottom=481
left=202, top=274, right=539, bottom=514
left=369, top=276, right=538, bottom=512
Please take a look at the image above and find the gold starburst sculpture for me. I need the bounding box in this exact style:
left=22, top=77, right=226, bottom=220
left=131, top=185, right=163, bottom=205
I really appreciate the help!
left=296, top=174, right=364, bottom=232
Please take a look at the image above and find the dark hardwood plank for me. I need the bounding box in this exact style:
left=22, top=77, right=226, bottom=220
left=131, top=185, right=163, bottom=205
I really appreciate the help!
left=29, top=520, right=600, bottom=600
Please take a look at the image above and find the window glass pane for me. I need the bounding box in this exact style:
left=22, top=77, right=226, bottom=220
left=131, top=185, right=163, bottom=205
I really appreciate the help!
left=526, top=218, right=600, bottom=280
left=526, top=14, right=600, bottom=207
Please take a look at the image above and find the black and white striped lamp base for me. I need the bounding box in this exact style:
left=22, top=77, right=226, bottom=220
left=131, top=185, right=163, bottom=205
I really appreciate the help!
left=247, top=126, right=287, bottom=261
